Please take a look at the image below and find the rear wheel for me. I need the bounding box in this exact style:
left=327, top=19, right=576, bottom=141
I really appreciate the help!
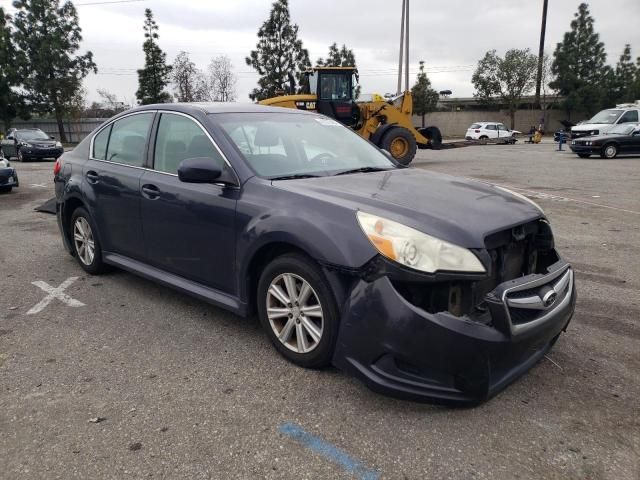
left=257, top=254, right=339, bottom=369
left=17, top=149, right=25, bottom=162
left=70, top=207, right=109, bottom=275
left=380, top=127, right=417, bottom=166
left=602, top=144, right=618, bottom=159
left=479, top=135, right=488, bottom=144
left=577, top=153, right=591, bottom=158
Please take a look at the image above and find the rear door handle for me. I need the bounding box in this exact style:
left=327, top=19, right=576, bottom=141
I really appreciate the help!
left=86, top=170, right=99, bottom=184
left=141, top=183, right=160, bottom=199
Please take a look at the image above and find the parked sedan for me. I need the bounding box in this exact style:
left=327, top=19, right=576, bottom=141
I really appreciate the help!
left=1, top=128, right=64, bottom=161
left=54, top=104, right=576, bottom=404
left=570, top=123, right=640, bottom=158
left=0, top=157, right=19, bottom=192
left=465, top=122, right=520, bottom=143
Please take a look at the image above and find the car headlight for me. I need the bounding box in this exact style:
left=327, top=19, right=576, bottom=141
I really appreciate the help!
left=494, top=185, right=544, bottom=214
left=22, top=142, right=33, bottom=147
left=356, top=211, right=486, bottom=273
left=591, top=130, right=599, bottom=136
left=55, top=141, right=62, bottom=148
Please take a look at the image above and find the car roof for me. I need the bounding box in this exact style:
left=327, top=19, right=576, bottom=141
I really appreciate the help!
left=470, top=122, right=500, bottom=126
left=128, top=102, right=315, bottom=116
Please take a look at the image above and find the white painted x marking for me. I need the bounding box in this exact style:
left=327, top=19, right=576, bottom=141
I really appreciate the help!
left=30, top=183, right=48, bottom=188
left=27, top=277, right=85, bottom=315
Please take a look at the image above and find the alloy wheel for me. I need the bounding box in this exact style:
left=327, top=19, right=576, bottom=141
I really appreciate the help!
left=604, top=145, right=617, bottom=159
left=73, top=217, right=95, bottom=266
left=266, top=273, right=324, bottom=354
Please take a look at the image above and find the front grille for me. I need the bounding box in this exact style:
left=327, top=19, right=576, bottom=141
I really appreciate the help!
left=503, top=267, right=573, bottom=333
left=571, top=131, right=593, bottom=139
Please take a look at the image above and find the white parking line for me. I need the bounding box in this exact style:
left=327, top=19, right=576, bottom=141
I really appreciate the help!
left=27, top=277, right=85, bottom=315
left=468, top=178, right=640, bottom=215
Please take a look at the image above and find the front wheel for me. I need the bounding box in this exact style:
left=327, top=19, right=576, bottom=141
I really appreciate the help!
left=0, top=186, right=12, bottom=193
left=70, top=207, right=109, bottom=275
left=577, top=153, right=591, bottom=158
left=602, top=144, right=618, bottom=159
left=17, top=149, right=25, bottom=162
left=380, top=127, right=417, bottom=166
left=257, top=254, right=339, bottom=369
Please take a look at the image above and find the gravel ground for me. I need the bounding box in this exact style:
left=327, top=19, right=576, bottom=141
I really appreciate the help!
left=0, top=144, right=638, bottom=480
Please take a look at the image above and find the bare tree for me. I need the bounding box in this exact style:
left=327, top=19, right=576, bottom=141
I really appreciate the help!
left=208, top=55, right=237, bottom=102
left=97, top=88, right=118, bottom=109
left=171, top=51, right=208, bottom=102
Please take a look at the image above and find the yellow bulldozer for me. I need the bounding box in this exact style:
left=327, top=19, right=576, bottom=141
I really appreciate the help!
left=259, top=66, right=442, bottom=165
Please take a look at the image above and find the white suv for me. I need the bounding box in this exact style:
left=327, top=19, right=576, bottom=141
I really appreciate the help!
left=465, top=122, right=519, bottom=143
left=571, top=102, right=640, bottom=139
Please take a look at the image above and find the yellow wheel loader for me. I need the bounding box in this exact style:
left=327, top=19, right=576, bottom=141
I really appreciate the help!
left=259, top=66, right=442, bottom=165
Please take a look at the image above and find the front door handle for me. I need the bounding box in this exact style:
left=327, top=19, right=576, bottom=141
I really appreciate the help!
left=141, top=183, right=160, bottom=199
left=86, top=170, right=99, bottom=184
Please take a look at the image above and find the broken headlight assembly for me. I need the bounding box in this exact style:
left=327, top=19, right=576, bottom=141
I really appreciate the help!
left=356, top=211, right=486, bottom=274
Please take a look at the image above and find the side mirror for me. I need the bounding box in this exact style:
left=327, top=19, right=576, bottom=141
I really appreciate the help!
left=50, top=136, right=55, bottom=140
left=7, top=135, right=14, bottom=140
left=178, top=157, right=222, bottom=184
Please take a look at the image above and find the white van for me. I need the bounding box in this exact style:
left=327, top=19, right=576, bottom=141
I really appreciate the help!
left=571, top=102, right=640, bottom=139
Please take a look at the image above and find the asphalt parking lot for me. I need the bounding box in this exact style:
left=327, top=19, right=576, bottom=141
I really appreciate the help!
left=1, top=142, right=639, bottom=480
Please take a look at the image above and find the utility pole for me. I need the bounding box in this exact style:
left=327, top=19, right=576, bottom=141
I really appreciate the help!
left=534, top=0, right=549, bottom=108
left=397, top=0, right=406, bottom=95
left=397, top=0, right=410, bottom=95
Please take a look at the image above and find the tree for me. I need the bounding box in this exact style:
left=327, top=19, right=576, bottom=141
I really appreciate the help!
left=136, top=8, right=172, bottom=105
left=316, top=43, right=360, bottom=98
left=614, top=45, right=638, bottom=104
left=472, top=49, right=538, bottom=128
left=411, top=61, right=439, bottom=127
left=208, top=55, right=237, bottom=102
left=171, top=51, right=208, bottom=102
left=0, top=7, right=25, bottom=131
left=550, top=3, right=608, bottom=117
left=12, top=0, right=96, bottom=142
left=245, top=0, right=311, bottom=101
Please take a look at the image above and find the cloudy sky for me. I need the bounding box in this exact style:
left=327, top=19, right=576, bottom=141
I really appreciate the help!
left=7, top=0, right=639, bottom=104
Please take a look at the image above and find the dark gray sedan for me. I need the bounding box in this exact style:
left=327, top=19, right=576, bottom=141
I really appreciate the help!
left=1, top=128, right=64, bottom=161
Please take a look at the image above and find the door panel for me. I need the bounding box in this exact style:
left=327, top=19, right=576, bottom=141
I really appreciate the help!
left=140, top=171, right=237, bottom=292
left=83, top=112, right=154, bottom=259
left=141, top=112, right=237, bottom=293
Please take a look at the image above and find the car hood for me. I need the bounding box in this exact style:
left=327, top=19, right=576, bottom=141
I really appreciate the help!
left=572, top=123, right=612, bottom=132
left=272, top=169, right=543, bottom=248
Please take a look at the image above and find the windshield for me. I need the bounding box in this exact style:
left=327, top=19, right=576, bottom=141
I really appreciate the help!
left=214, top=113, right=395, bottom=179
left=607, top=124, right=636, bottom=135
left=586, top=109, right=623, bottom=124
left=17, top=130, right=50, bottom=141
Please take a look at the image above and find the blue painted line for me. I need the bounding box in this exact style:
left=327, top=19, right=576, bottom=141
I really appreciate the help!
left=279, top=422, right=380, bottom=480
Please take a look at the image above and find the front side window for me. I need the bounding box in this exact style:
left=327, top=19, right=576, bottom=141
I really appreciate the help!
left=105, top=113, right=154, bottom=166
left=153, top=113, right=224, bottom=174
left=618, top=110, right=638, bottom=124
left=216, top=112, right=395, bottom=178
left=497, top=124, right=507, bottom=130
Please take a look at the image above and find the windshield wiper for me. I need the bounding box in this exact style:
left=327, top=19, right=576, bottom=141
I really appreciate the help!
left=333, top=166, right=394, bottom=176
left=270, top=174, right=322, bottom=181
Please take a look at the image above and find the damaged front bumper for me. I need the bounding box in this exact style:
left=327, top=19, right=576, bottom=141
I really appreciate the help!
left=332, top=258, right=576, bottom=405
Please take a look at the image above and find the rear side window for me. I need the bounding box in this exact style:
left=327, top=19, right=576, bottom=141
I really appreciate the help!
left=153, top=113, right=224, bottom=174
left=105, top=113, right=154, bottom=167
left=486, top=124, right=496, bottom=130
left=470, top=123, right=481, bottom=129
left=92, top=125, right=111, bottom=160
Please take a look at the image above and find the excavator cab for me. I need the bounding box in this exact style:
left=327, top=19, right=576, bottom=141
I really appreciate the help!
left=305, top=67, right=359, bottom=127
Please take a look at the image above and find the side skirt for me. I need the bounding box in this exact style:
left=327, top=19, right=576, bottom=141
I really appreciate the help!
left=103, top=252, right=247, bottom=316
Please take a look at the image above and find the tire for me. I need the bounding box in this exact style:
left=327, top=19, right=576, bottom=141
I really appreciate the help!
left=257, top=253, right=339, bottom=369
left=380, top=127, right=417, bottom=166
left=17, top=149, right=25, bottom=162
left=602, top=144, right=618, bottom=159
left=577, top=153, right=591, bottom=158
left=69, top=207, right=109, bottom=275
left=0, top=186, right=12, bottom=193
left=479, top=135, right=488, bottom=144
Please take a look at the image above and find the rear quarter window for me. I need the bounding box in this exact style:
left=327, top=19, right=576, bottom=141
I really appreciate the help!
left=470, top=124, right=482, bottom=129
